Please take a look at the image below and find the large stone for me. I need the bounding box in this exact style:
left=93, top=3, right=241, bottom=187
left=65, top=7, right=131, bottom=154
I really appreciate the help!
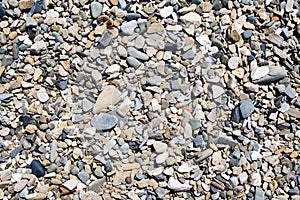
left=19, top=0, right=34, bottom=10
left=90, top=2, right=103, bottom=18
left=239, top=100, right=255, bottom=119
left=251, top=66, right=287, bottom=84
left=93, top=85, right=121, bottom=114
left=91, top=113, right=118, bottom=131
left=168, top=177, right=192, bottom=192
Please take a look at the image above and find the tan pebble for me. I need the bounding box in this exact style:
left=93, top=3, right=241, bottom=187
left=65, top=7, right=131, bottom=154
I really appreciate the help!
left=9, top=31, right=18, bottom=40
left=3, top=28, right=9, bottom=35
left=95, top=25, right=106, bottom=35
left=122, top=163, right=141, bottom=171
left=0, top=128, right=10, bottom=137
left=290, top=151, right=298, bottom=158
left=25, top=57, right=35, bottom=65
left=109, top=0, right=118, bottom=6
left=19, top=0, right=34, bottom=10
left=25, top=124, right=37, bottom=133
left=73, top=148, right=81, bottom=159
left=14, top=180, right=28, bottom=192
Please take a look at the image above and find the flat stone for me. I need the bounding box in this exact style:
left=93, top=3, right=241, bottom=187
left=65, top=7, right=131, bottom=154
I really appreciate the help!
left=251, top=66, right=287, bottom=84
left=10, top=146, right=23, bottom=158
left=50, top=141, right=58, bottom=163
left=286, top=0, right=294, bottom=12
left=180, top=12, right=201, bottom=24
left=284, top=85, right=296, bottom=99
left=198, top=148, right=213, bottom=162
left=19, top=0, right=34, bottom=10
left=31, top=41, right=47, bottom=54
left=14, top=180, right=28, bottom=192
left=211, top=85, right=224, bottom=98
left=168, top=177, right=192, bottom=192
left=82, top=98, right=94, bottom=112
left=103, top=139, right=117, bottom=154
left=91, top=113, right=118, bottom=131
left=178, top=163, right=192, bottom=173
left=26, top=17, right=38, bottom=27
left=243, top=30, right=252, bottom=39
left=93, top=85, right=121, bottom=114
left=147, top=76, right=162, bottom=86
left=239, top=100, right=255, bottom=119
left=98, top=30, right=112, bottom=48
left=90, top=2, right=103, bottom=18
left=0, top=94, right=12, bottom=101
left=78, top=172, right=89, bottom=183
left=63, top=179, right=78, bottom=191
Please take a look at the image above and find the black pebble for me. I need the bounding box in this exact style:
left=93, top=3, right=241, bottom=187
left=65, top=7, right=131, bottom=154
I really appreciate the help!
left=125, top=13, right=141, bottom=21
left=104, top=160, right=113, bottom=172
left=0, top=5, right=6, bottom=18
left=231, top=107, right=241, bottom=123
left=30, top=159, right=45, bottom=178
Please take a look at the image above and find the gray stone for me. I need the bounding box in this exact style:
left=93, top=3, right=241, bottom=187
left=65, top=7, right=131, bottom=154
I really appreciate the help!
left=251, top=66, right=287, bottom=84
left=189, top=119, right=201, bottom=130
left=52, top=32, right=64, bottom=43
left=88, top=178, right=106, bottom=193
left=168, top=177, right=192, bottom=192
left=82, top=98, right=94, bottom=112
left=50, top=140, right=58, bottom=162
left=197, top=148, right=213, bottom=162
left=98, top=30, right=112, bottom=48
left=146, top=76, right=162, bottom=86
left=127, top=47, right=149, bottom=61
left=121, top=20, right=137, bottom=35
left=91, top=113, right=118, bottom=131
left=31, top=41, right=47, bottom=54
left=8, top=0, right=18, bottom=7
left=182, top=49, right=195, bottom=60
left=171, top=80, right=181, bottom=90
left=127, top=57, right=141, bottom=68
left=90, top=2, right=103, bottom=18
left=155, top=187, right=169, bottom=199
left=120, top=143, right=129, bottom=154
left=26, top=17, right=38, bottom=27
left=239, top=100, right=254, bottom=119
left=103, top=139, right=116, bottom=154
left=10, top=146, right=22, bottom=158
left=229, top=177, right=239, bottom=187
left=255, top=187, right=265, bottom=200
left=78, top=171, right=89, bottom=183
left=284, top=85, right=296, bottom=99
left=0, top=93, right=12, bottom=101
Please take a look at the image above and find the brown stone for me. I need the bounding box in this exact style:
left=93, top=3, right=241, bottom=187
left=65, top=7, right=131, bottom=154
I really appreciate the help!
left=230, top=29, right=240, bottom=42
left=19, top=0, right=34, bottom=10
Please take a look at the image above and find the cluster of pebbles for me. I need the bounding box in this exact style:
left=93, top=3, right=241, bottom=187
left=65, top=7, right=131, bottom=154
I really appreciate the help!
left=0, top=0, right=300, bottom=199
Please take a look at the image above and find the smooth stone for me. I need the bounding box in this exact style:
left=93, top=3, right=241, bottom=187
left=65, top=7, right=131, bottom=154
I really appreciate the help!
left=30, top=0, right=44, bottom=14
left=198, top=148, right=213, bottom=162
left=155, top=187, right=169, bottom=199
left=10, top=146, right=23, bottom=158
left=121, top=20, right=137, bottom=35
left=19, top=0, right=34, bottom=10
left=30, top=160, right=45, bottom=178
left=243, top=30, right=252, bottom=39
left=182, top=49, right=195, bottom=60
left=63, top=179, right=78, bottom=191
left=78, top=172, right=89, bottom=183
left=127, top=47, right=149, bottom=61
left=285, top=0, right=294, bottom=12
left=90, top=2, right=103, bottom=18
left=31, top=41, right=47, bottom=54
left=52, top=32, right=64, bottom=43
left=127, top=57, right=141, bottom=68
left=89, top=178, right=106, bottom=192
left=146, top=76, right=162, bottom=86
left=231, top=107, right=241, bottom=123
left=168, top=177, right=192, bottom=192
left=178, top=163, right=192, bottom=173
left=189, top=119, right=201, bottom=130
left=98, top=30, right=112, bottom=48
left=153, top=141, right=168, bottom=153
left=120, top=143, right=129, bottom=154
left=50, top=141, right=58, bottom=162
left=160, top=6, right=173, bottom=18
left=284, top=85, right=296, bottom=99
left=0, top=94, right=12, bottom=101
left=37, top=88, right=49, bottom=103
left=239, top=100, right=255, bottom=119
left=211, top=85, right=224, bottom=98
left=14, top=180, right=28, bottom=192
left=125, top=13, right=141, bottom=20
left=93, top=85, right=121, bottom=114
left=104, top=160, right=113, bottom=172
left=0, top=5, right=5, bottom=18
left=255, top=187, right=265, bottom=199
left=156, top=151, right=169, bottom=164
left=228, top=57, right=240, bottom=69
left=103, top=139, right=116, bottom=154
left=193, top=135, right=205, bottom=148
left=26, top=17, right=38, bottom=27
left=82, top=98, right=94, bottom=112
left=91, top=113, right=118, bottom=131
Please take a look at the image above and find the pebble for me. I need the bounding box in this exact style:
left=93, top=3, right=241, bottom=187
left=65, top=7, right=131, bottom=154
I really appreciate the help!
left=255, top=187, right=265, bottom=200
left=93, top=85, right=121, bottom=114
left=168, top=177, right=192, bottom=192
left=91, top=113, right=118, bottom=131
left=78, top=172, right=89, bottom=183
left=0, top=5, right=5, bottom=18
left=121, top=21, right=137, bottom=35
left=90, top=2, right=103, bottom=18
left=29, top=160, right=45, bottom=178
left=239, top=100, right=255, bottom=119
left=160, top=6, right=173, bottom=18
left=228, top=57, right=240, bottom=69
left=127, top=47, right=149, bottom=61
left=14, top=180, right=28, bottom=192
left=198, top=148, right=213, bottom=162
left=156, top=151, right=169, bottom=164
left=251, top=66, right=287, bottom=84
left=36, top=88, right=49, bottom=103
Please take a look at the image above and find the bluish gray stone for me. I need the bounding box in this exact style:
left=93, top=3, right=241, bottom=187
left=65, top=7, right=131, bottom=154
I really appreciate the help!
left=52, top=32, right=64, bottom=43
left=90, top=2, right=103, bottom=18
left=182, top=49, right=195, bottom=60
left=239, top=100, right=254, bottom=119
left=255, top=187, right=265, bottom=199
left=98, top=30, right=112, bottom=48
left=127, top=47, right=149, bottom=61
left=30, top=159, right=45, bottom=178
left=127, top=57, right=141, bottom=68
left=78, top=171, right=89, bottom=183
left=285, top=85, right=296, bottom=99
left=91, top=113, right=118, bottom=131
left=0, top=94, right=12, bottom=101
left=121, top=21, right=137, bottom=35
left=10, top=146, right=22, bottom=158
left=0, top=4, right=6, bottom=18
left=147, top=76, right=162, bottom=86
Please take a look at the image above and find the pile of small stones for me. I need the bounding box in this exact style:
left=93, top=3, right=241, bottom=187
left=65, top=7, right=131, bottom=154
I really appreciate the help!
left=0, top=0, right=300, bottom=199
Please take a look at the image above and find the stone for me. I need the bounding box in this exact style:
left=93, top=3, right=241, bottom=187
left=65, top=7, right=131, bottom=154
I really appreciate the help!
left=238, top=172, right=248, bottom=184
left=82, top=98, right=94, bottom=112
left=30, top=160, right=45, bottom=178
left=285, top=0, right=294, bottom=12
left=26, top=17, right=38, bottom=27
left=121, top=21, right=137, bottom=35
left=147, top=76, right=162, bottom=86
left=160, top=6, right=173, bottom=18
left=0, top=5, right=5, bottom=18
left=243, top=30, right=252, bottom=39
left=91, top=2, right=103, bottom=18
left=284, top=85, right=296, bottom=99
left=127, top=47, right=149, bottom=61
left=80, top=191, right=102, bottom=200
left=50, top=141, right=58, bottom=162
left=168, top=177, right=192, bottom=192
left=239, top=100, right=255, bottom=119
left=31, top=41, right=47, bottom=54
left=255, top=187, right=265, bottom=200
left=228, top=57, right=240, bottom=69
left=178, top=163, right=192, bottom=173
left=251, top=66, right=287, bottom=84
left=98, top=30, right=112, bottom=48
left=127, top=57, right=141, bottom=68
left=93, top=85, right=121, bottom=114
left=78, top=172, right=89, bottom=183
left=14, top=180, right=28, bottom=192
left=153, top=141, right=168, bottom=153
left=103, top=139, right=117, bottom=154
left=250, top=172, right=261, bottom=186
left=198, top=148, right=213, bottom=162
left=156, top=151, right=169, bottom=164
left=91, top=113, right=118, bottom=131
left=37, top=88, right=49, bottom=103
left=211, top=85, right=224, bottom=98
left=10, top=146, right=23, bottom=158
left=180, top=12, right=201, bottom=24
left=19, top=0, right=34, bottom=10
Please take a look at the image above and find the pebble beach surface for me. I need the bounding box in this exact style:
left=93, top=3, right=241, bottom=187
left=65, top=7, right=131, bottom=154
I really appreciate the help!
left=0, top=0, right=300, bottom=199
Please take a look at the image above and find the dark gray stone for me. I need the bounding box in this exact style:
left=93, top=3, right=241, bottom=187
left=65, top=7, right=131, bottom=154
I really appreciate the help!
left=127, top=56, right=141, bottom=68
left=98, top=30, right=112, bottom=48
left=30, top=159, right=45, bottom=178
left=10, top=146, right=22, bottom=158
